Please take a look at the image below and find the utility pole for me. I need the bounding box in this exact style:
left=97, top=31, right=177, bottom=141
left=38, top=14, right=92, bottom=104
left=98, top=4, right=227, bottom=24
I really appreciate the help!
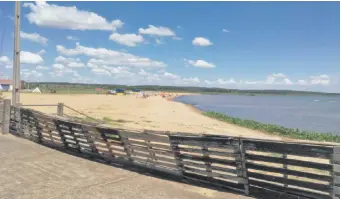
left=12, top=1, right=20, bottom=106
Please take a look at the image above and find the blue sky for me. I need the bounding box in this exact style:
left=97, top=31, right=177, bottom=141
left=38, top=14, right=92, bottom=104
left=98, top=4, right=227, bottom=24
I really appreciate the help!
left=0, top=1, right=339, bottom=92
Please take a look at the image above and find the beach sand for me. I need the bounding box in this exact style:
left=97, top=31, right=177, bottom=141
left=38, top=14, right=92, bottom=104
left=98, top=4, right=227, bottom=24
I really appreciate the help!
left=2, top=92, right=282, bottom=140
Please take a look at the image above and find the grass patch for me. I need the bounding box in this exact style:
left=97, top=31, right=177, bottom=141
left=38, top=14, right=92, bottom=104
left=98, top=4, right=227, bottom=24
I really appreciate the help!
left=203, top=111, right=340, bottom=143
left=103, top=117, right=114, bottom=123
left=102, top=117, right=124, bottom=126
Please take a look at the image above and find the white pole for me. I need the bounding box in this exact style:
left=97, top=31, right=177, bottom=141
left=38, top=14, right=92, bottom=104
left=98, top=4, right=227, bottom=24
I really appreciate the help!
left=12, top=1, right=20, bottom=106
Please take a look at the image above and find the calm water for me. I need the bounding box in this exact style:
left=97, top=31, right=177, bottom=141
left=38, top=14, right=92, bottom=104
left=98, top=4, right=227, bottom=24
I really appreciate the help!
left=175, top=95, right=340, bottom=134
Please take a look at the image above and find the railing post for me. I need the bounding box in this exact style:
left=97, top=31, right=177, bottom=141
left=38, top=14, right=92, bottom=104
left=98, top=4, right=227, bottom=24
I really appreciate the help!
left=332, top=146, right=340, bottom=198
left=169, top=135, right=184, bottom=177
left=57, top=103, right=64, bottom=116
left=1, top=99, right=11, bottom=134
left=239, top=139, right=249, bottom=195
left=283, top=153, right=288, bottom=189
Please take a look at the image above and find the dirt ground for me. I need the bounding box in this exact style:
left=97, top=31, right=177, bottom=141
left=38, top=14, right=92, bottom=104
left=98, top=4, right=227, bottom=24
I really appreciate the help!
left=3, top=92, right=282, bottom=140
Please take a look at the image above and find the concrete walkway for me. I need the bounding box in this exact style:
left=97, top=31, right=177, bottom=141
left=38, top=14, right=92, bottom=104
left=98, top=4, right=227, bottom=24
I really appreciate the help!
left=0, top=134, right=252, bottom=199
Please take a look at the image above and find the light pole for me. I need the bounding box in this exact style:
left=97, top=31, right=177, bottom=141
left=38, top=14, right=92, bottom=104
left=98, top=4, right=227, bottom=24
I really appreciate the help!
left=12, top=1, right=20, bottom=106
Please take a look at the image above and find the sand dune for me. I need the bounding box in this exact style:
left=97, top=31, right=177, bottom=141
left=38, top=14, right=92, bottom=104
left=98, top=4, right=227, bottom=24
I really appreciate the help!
left=2, top=92, right=282, bottom=140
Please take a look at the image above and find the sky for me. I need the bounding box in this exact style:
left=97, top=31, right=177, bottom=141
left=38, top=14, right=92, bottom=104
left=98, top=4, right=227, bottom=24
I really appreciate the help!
left=0, top=1, right=340, bottom=92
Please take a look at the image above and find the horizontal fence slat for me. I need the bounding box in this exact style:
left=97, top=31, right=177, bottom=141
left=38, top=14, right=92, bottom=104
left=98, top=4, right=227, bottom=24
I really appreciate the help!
left=182, top=166, right=246, bottom=184
left=246, top=153, right=332, bottom=170
left=247, top=162, right=332, bottom=182
left=131, top=151, right=176, bottom=164
left=180, top=153, right=238, bottom=166
left=178, top=147, right=239, bottom=157
left=131, top=156, right=177, bottom=170
left=128, top=139, right=172, bottom=151
left=121, top=131, right=169, bottom=143
left=181, top=160, right=240, bottom=175
left=129, top=145, right=174, bottom=157
left=249, top=179, right=332, bottom=199
left=243, top=140, right=334, bottom=159
left=170, top=136, right=239, bottom=148
left=248, top=172, right=332, bottom=192
left=183, top=171, right=245, bottom=192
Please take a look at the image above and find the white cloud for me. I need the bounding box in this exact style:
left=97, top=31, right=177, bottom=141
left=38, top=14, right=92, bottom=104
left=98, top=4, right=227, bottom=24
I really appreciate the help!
left=109, top=33, right=144, bottom=47
left=66, top=35, right=79, bottom=40
left=37, top=49, right=46, bottom=55
left=186, top=59, right=215, bottom=68
left=52, top=63, right=65, bottom=70
left=192, top=37, right=213, bottom=46
left=23, top=1, right=123, bottom=31
left=222, top=29, right=230, bottom=33
left=297, top=80, right=308, bottom=85
left=183, top=77, right=200, bottom=83
left=310, top=75, right=330, bottom=85
left=163, top=72, right=180, bottom=79
left=20, top=51, right=44, bottom=64
left=216, top=78, right=236, bottom=84
left=102, top=65, right=133, bottom=77
left=1, top=56, right=13, bottom=69
left=264, top=75, right=276, bottom=84
left=87, top=62, right=98, bottom=69
left=138, top=69, right=149, bottom=76
left=21, top=70, right=43, bottom=79
left=172, top=36, right=182, bottom=40
left=92, top=68, right=111, bottom=76
left=36, top=65, right=48, bottom=70
left=55, top=55, right=84, bottom=67
left=204, top=80, right=213, bottom=85
left=20, top=31, right=48, bottom=45
left=57, top=43, right=166, bottom=68
left=265, top=73, right=287, bottom=84
left=271, top=73, right=286, bottom=78
left=139, top=25, right=175, bottom=37
left=68, top=62, right=85, bottom=68
left=55, top=56, right=78, bottom=64
left=284, top=78, right=293, bottom=85
left=243, top=80, right=263, bottom=85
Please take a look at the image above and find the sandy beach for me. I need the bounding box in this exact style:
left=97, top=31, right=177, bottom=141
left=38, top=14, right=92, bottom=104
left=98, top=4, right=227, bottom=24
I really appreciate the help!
left=2, top=92, right=282, bottom=140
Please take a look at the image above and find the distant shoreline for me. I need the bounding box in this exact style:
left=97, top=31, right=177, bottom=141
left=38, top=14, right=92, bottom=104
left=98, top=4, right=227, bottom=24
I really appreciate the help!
left=173, top=95, right=340, bottom=143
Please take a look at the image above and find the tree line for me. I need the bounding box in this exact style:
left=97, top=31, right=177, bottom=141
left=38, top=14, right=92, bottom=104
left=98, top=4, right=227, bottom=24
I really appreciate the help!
left=21, top=81, right=339, bottom=96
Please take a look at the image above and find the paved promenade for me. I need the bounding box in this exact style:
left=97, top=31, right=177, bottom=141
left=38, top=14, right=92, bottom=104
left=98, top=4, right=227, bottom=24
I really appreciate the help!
left=0, top=134, right=252, bottom=199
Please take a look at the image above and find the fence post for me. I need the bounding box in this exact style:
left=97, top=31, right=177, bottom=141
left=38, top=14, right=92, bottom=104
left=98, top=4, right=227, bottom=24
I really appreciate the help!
left=57, top=103, right=64, bottom=116
left=169, top=135, right=184, bottom=177
left=283, top=153, right=288, bottom=188
left=332, top=146, right=340, bottom=198
left=1, top=99, right=11, bottom=134
left=239, top=139, right=249, bottom=195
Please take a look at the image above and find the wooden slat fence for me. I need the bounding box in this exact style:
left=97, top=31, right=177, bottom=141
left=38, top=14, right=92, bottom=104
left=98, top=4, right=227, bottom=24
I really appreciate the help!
left=6, top=106, right=340, bottom=199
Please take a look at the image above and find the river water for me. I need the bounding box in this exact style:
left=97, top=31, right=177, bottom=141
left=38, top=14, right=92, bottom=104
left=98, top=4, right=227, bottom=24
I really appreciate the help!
left=175, top=94, right=340, bottom=134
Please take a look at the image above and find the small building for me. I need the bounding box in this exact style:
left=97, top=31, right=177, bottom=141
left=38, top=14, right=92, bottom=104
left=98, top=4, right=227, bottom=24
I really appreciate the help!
left=132, top=88, right=141, bottom=93
left=115, top=88, right=125, bottom=93
left=0, top=79, right=13, bottom=91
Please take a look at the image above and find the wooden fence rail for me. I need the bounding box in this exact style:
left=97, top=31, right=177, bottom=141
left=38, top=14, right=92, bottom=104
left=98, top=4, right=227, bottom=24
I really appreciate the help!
left=3, top=104, right=340, bottom=199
